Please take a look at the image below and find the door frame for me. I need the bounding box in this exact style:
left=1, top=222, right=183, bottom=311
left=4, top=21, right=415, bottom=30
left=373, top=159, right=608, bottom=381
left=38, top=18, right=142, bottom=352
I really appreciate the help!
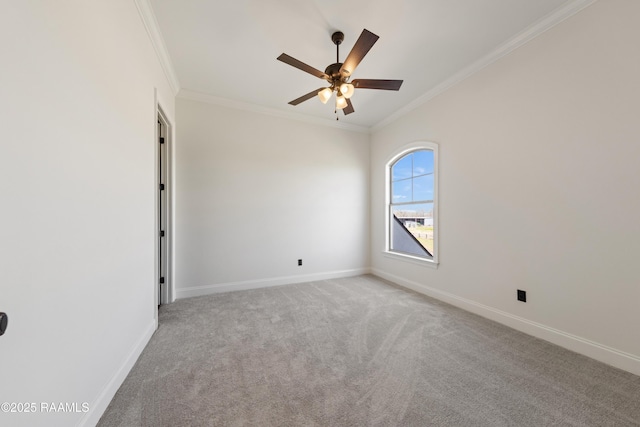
left=155, top=103, right=173, bottom=308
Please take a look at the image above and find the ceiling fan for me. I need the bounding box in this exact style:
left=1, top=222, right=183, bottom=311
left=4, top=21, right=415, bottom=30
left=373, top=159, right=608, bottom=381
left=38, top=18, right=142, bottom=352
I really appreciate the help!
left=277, top=29, right=403, bottom=116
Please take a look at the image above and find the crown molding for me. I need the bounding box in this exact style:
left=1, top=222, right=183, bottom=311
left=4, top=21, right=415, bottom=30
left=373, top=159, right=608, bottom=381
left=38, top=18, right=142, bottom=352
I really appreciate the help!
left=372, top=0, right=599, bottom=133
left=133, top=0, right=181, bottom=95
left=178, top=89, right=370, bottom=134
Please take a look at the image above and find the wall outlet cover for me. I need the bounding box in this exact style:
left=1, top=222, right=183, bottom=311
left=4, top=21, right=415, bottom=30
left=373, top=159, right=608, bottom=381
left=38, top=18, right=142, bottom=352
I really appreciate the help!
left=517, top=289, right=527, bottom=302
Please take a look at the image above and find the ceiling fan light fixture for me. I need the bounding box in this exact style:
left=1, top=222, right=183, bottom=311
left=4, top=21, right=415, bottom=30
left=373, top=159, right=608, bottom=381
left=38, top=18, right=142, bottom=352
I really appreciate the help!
left=336, top=94, right=347, bottom=110
left=340, top=83, right=355, bottom=99
left=318, top=87, right=332, bottom=104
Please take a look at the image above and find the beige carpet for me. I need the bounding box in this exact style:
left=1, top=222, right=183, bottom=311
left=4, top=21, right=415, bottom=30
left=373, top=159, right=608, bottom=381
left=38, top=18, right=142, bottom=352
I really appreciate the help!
left=98, top=275, right=640, bottom=426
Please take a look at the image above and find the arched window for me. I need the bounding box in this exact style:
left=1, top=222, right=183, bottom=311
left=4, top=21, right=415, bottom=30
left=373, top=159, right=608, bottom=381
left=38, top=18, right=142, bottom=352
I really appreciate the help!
left=387, top=144, right=438, bottom=264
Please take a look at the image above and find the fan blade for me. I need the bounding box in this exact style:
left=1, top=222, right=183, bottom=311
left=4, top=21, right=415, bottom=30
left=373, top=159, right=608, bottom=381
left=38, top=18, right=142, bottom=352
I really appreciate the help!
left=339, top=29, right=379, bottom=76
left=277, top=54, right=328, bottom=80
left=343, top=98, right=355, bottom=115
left=352, top=79, right=403, bottom=91
left=288, top=88, right=326, bottom=106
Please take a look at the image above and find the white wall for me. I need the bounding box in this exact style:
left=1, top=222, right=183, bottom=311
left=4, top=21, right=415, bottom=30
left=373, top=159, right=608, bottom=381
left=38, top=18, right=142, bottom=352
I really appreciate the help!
left=371, top=0, right=640, bottom=375
left=175, top=98, right=370, bottom=297
left=0, top=1, right=175, bottom=426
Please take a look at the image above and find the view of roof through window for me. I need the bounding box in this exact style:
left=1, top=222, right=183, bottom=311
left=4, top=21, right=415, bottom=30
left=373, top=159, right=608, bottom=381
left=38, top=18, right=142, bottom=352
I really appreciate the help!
left=390, top=150, right=434, bottom=258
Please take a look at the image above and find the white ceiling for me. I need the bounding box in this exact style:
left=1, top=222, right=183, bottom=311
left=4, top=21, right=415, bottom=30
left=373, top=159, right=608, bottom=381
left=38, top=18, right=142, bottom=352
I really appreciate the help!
left=148, top=0, right=583, bottom=129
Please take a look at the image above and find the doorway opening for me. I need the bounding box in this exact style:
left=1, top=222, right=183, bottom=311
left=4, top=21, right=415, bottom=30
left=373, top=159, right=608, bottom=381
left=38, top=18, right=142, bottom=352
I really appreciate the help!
left=157, top=108, right=172, bottom=306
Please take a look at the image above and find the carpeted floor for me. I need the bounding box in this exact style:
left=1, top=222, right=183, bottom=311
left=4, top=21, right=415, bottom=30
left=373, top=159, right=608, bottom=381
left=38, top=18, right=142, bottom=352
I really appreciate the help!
left=98, top=275, right=640, bottom=426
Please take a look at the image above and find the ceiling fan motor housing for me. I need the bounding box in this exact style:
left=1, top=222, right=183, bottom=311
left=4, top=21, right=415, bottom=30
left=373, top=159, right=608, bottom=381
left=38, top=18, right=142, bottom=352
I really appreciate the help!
left=324, top=63, right=344, bottom=82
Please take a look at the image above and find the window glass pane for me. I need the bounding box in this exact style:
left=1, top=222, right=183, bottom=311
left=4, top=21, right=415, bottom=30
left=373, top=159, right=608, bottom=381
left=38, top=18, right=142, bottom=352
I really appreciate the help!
left=388, top=146, right=436, bottom=261
left=392, top=179, right=412, bottom=203
left=391, top=202, right=434, bottom=257
left=412, top=150, right=434, bottom=176
left=413, top=174, right=434, bottom=201
left=392, top=154, right=412, bottom=181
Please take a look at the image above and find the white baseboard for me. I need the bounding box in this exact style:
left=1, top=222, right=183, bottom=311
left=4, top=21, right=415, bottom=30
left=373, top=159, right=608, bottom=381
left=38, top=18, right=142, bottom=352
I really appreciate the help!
left=78, top=319, right=157, bottom=427
left=176, top=268, right=371, bottom=299
left=371, top=268, right=640, bottom=377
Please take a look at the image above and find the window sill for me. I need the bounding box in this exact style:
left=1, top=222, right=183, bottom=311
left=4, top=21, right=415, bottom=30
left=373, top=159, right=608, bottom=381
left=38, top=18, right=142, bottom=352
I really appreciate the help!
left=383, top=251, right=439, bottom=269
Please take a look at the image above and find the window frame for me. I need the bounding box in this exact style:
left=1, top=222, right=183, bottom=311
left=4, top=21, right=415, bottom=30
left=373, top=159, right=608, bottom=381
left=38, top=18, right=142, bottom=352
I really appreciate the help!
left=384, top=141, right=439, bottom=267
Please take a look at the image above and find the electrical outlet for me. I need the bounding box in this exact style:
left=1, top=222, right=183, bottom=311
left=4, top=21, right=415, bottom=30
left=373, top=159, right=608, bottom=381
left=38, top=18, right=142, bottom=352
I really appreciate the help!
left=298, top=259, right=302, bottom=266
left=517, top=290, right=527, bottom=302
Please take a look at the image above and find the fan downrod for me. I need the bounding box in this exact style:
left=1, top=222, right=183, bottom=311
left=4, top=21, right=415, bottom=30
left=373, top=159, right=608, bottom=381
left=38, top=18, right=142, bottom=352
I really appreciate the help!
left=327, top=31, right=345, bottom=78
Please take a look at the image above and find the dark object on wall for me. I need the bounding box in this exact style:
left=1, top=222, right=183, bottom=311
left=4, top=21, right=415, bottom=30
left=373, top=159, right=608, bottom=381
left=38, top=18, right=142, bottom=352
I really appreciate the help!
left=517, top=290, right=527, bottom=302
left=0, top=312, right=7, bottom=336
